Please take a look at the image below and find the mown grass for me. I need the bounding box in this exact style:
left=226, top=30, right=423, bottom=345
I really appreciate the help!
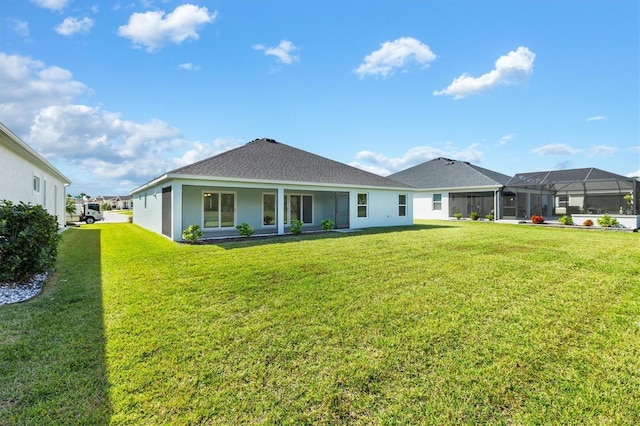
left=1, top=221, right=639, bottom=424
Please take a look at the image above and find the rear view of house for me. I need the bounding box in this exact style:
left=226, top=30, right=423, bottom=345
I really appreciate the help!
left=131, top=138, right=413, bottom=241
left=389, top=158, right=511, bottom=220
left=0, top=122, right=71, bottom=228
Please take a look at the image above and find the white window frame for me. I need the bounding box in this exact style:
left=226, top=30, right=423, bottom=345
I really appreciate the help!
left=33, top=174, right=40, bottom=193
left=433, top=193, right=442, bottom=211
left=202, top=190, right=237, bottom=229
left=284, top=193, right=313, bottom=224
left=357, top=192, right=368, bottom=219
left=398, top=194, right=407, bottom=217
left=262, top=192, right=276, bottom=227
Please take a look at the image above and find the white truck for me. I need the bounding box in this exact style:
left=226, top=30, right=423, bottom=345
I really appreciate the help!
left=77, top=202, right=104, bottom=224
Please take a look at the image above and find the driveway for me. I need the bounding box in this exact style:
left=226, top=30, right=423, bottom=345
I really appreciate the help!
left=102, top=212, right=131, bottom=223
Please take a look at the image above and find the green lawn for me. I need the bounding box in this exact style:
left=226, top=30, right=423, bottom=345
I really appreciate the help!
left=1, top=221, right=639, bottom=424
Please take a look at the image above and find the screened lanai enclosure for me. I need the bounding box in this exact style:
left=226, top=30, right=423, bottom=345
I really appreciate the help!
left=505, top=168, right=639, bottom=217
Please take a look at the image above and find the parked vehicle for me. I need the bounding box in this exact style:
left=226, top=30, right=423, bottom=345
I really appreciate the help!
left=78, top=202, right=104, bottom=224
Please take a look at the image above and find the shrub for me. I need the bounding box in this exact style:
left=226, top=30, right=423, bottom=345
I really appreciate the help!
left=182, top=224, right=204, bottom=244
left=597, top=214, right=619, bottom=227
left=531, top=215, right=545, bottom=224
left=454, top=212, right=462, bottom=220
left=320, top=218, right=334, bottom=231
left=0, top=200, right=61, bottom=283
left=290, top=219, right=304, bottom=235
left=558, top=215, right=573, bottom=225
left=128, top=216, right=133, bottom=223
left=583, top=219, right=594, bottom=227
left=485, top=213, right=494, bottom=221
left=470, top=212, right=479, bottom=221
left=236, top=222, right=255, bottom=238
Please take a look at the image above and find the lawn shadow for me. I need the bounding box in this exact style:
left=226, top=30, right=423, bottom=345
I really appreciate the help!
left=0, top=228, right=112, bottom=423
left=211, top=223, right=452, bottom=250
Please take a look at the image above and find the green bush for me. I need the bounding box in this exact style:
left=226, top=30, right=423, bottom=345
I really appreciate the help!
left=289, top=220, right=304, bottom=235
left=182, top=224, right=204, bottom=244
left=0, top=200, right=61, bottom=283
left=320, top=218, right=334, bottom=231
left=597, top=214, right=619, bottom=227
left=558, top=215, right=573, bottom=225
left=236, top=222, right=255, bottom=238
left=485, top=213, right=494, bottom=221
left=454, top=212, right=462, bottom=220
left=470, top=212, right=479, bottom=221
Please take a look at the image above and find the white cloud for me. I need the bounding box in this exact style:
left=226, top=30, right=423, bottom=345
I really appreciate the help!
left=587, top=115, right=607, bottom=121
left=0, top=51, right=233, bottom=194
left=531, top=144, right=581, bottom=156
left=55, top=17, right=94, bottom=36
left=178, top=62, right=199, bottom=71
left=118, top=4, right=216, bottom=52
left=497, top=133, right=516, bottom=145
left=630, top=146, right=640, bottom=153
left=627, top=170, right=640, bottom=178
left=0, top=52, right=89, bottom=132
left=434, top=46, right=535, bottom=99
left=31, top=0, right=68, bottom=11
left=588, top=145, right=616, bottom=157
left=10, top=19, right=30, bottom=37
left=355, top=37, right=436, bottom=78
left=350, top=143, right=483, bottom=175
left=253, top=40, right=300, bottom=64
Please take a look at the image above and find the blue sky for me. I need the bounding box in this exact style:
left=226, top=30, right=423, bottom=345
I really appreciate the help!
left=1, top=0, right=638, bottom=196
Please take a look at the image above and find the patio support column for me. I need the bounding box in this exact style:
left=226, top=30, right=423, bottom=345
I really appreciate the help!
left=171, top=183, right=183, bottom=242
left=277, top=187, right=285, bottom=235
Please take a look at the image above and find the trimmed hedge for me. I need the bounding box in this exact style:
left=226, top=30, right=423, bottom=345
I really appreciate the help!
left=0, top=200, right=61, bottom=282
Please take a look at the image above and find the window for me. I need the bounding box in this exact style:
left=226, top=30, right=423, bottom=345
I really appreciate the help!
left=263, top=193, right=276, bottom=226
left=33, top=175, right=40, bottom=192
left=433, top=193, right=442, bottom=210
left=357, top=193, right=368, bottom=218
left=203, top=192, right=235, bottom=228
left=284, top=194, right=313, bottom=224
left=398, top=194, right=407, bottom=217
left=558, top=195, right=569, bottom=207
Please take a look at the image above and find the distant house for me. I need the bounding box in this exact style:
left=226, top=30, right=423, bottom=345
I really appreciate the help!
left=100, top=195, right=133, bottom=210
left=389, top=157, right=639, bottom=221
left=388, top=157, right=512, bottom=220
left=0, top=121, right=71, bottom=228
left=131, top=138, right=413, bottom=241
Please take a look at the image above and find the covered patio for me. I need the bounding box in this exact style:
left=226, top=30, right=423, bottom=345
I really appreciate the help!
left=505, top=168, right=639, bottom=217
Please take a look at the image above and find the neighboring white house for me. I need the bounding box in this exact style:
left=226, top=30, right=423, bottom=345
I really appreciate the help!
left=389, top=158, right=514, bottom=220
left=0, top=121, right=71, bottom=228
left=131, top=138, right=413, bottom=241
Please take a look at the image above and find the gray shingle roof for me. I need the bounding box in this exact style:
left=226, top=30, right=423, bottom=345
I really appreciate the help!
left=169, top=138, right=410, bottom=188
left=388, top=157, right=511, bottom=189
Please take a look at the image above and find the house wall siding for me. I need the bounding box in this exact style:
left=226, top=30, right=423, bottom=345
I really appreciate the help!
left=0, top=141, right=68, bottom=228
left=350, top=189, right=414, bottom=229
left=134, top=179, right=413, bottom=241
left=413, top=192, right=449, bottom=220
left=133, top=185, right=163, bottom=235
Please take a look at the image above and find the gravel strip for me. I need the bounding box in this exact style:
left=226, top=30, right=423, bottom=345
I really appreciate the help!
left=0, top=273, right=47, bottom=306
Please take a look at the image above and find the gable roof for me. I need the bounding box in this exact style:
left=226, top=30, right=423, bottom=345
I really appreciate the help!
left=388, top=157, right=511, bottom=189
left=163, top=138, right=410, bottom=189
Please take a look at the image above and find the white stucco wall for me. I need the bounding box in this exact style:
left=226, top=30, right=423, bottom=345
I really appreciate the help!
left=0, top=128, right=70, bottom=228
left=413, top=192, right=449, bottom=220
left=349, top=189, right=414, bottom=229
